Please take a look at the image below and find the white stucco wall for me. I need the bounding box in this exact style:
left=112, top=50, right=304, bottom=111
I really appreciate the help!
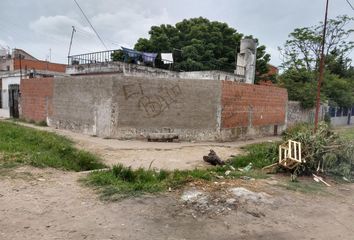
left=1, top=76, right=20, bottom=110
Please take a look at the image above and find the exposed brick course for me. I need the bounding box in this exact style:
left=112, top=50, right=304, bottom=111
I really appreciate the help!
left=14, top=59, right=66, bottom=73
left=221, top=81, right=287, bottom=129
left=20, top=78, right=54, bottom=122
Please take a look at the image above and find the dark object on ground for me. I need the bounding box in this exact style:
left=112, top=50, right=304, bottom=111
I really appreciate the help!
left=147, top=133, right=179, bottom=142
left=203, top=149, right=225, bottom=166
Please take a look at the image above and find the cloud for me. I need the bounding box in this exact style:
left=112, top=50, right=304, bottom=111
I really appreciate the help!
left=29, top=15, right=93, bottom=41
left=91, top=8, right=170, bottom=47
left=1, top=0, right=352, bottom=65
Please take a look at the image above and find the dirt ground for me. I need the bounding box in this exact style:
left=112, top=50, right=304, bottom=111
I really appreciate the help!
left=1, top=166, right=354, bottom=240
left=11, top=121, right=281, bottom=170
left=1, top=122, right=354, bottom=239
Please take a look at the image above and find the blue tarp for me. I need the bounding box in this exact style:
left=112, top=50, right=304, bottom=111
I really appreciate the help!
left=121, top=47, right=157, bottom=63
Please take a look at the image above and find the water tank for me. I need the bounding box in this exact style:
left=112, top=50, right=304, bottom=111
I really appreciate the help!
left=240, top=39, right=257, bottom=54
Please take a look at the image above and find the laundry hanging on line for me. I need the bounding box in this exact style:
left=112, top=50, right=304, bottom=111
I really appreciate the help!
left=121, top=47, right=158, bottom=63
left=161, top=53, right=174, bottom=64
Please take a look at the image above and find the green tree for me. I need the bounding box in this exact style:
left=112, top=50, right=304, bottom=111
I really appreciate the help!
left=134, top=17, right=270, bottom=77
left=278, top=69, right=317, bottom=108
left=279, top=15, right=354, bottom=71
left=322, top=73, right=354, bottom=108
left=278, top=15, right=354, bottom=109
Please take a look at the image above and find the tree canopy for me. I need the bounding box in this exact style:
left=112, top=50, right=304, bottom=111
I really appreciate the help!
left=278, top=15, right=354, bottom=109
left=131, top=17, right=270, bottom=78
left=279, top=15, right=354, bottom=72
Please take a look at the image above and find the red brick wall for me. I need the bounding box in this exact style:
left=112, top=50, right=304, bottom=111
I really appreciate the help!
left=20, top=78, right=54, bottom=122
left=221, top=81, right=288, bottom=129
left=14, top=59, right=66, bottom=73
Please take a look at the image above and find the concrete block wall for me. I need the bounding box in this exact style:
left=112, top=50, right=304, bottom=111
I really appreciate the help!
left=20, top=78, right=54, bottom=122
left=20, top=75, right=288, bottom=141
left=287, top=101, right=327, bottom=126
left=49, top=75, right=221, bottom=140
left=221, top=81, right=288, bottom=140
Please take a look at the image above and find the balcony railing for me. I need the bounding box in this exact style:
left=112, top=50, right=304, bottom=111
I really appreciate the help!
left=68, top=49, right=117, bottom=65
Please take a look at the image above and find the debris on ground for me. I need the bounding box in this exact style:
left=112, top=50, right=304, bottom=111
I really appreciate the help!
left=180, top=186, right=273, bottom=217
left=240, top=176, right=255, bottom=181
left=203, top=149, right=225, bottom=166
left=229, top=187, right=272, bottom=204
left=238, top=163, right=253, bottom=172
left=312, top=174, right=331, bottom=187
left=180, top=188, right=237, bottom=216
left=283, top=122, right=354, bottom=180
left=147, top=133, right=179, bottom=142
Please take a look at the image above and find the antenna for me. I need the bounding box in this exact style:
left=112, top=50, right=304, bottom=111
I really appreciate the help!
left=68, top=26, right=76, bottom=64
left=72, top=0, right=107, bottom=50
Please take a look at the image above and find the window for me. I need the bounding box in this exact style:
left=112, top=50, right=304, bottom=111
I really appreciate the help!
left=329, top=107, right=336, bottom=117
left=351, top=107, right=354, bottom=116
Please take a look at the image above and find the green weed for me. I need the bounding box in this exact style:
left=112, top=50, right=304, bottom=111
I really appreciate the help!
left=0, top=121, right=106, bottom=171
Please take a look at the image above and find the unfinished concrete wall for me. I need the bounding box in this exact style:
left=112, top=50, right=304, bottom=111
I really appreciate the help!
left=49, top=76, right=114, bottom=136
left=287, top=101, right=326, bottom=126
left=66, top=61, right=245, bottom=82
left=49, top=75, right=222, bottom=140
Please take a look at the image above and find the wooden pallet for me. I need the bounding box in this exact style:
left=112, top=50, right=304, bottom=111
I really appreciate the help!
left=279, top=140, right=303, bottom=169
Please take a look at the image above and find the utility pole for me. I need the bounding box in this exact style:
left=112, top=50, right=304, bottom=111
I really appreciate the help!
left=67, top=26, right=76, bottom=64
left=314, top=0, right=329, bottom=132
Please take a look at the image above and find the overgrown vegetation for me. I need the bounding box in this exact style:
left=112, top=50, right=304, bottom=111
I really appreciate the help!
left=0, top=121, right=106, bottom=171
left=336, top=127, right=354, bottom=142
left=283, top=122, right=354, bottom=180
left=228, top=142, right=279, bottom=169
left=84, top=143, right=274, bottom=200
left=85, top=166, right=212, bottom=200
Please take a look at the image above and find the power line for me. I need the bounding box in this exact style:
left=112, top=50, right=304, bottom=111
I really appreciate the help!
left=72, top=0, right=108, bottom=50
left=345, top=0, right=354, bottom=10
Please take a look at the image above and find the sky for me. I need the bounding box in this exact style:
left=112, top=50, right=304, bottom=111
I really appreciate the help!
left=0, top=0, right=353, bottom=66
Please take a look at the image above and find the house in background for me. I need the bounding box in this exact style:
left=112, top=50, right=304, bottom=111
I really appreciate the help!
left=0, top=48, right=67, bottom=118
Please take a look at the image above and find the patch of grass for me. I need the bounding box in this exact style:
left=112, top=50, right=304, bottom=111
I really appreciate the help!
left=0, top=121, right=106, bottom=171
left=84, top=165, right=216, bottom=200
left=228, top=142, right=279, bottom=169
left=337, top=127, right=354, bottom=141
left=277, top=180, right=327, bottom=194
left=12, top=118, right=48, bottom=127
left=84, top=162, right=270, bottom=200
left=83, top=142, right=277, bottom=200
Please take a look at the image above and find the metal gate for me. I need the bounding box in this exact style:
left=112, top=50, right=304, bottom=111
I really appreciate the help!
left=8, top=84, right=19, bottom=118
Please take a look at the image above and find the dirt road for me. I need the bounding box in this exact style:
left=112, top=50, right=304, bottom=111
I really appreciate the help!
left=11, top=121, right=280, bottom=170
left=2, top=121, right=354, bottom=239
left=1, top=167, right=354, bottom=240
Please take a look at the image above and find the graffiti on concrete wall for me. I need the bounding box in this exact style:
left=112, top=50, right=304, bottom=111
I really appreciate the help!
left=122, top=83, right=182, bottom=118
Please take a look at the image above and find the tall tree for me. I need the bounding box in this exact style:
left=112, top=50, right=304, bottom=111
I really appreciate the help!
left=279, top=15, right=354, bottom=72
left=133, top=17, right=270, bottom=77
left=278, top=15, right=354, bottom=109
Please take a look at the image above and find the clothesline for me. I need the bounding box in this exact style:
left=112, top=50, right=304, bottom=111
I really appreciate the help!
left=121, top=47, right=173, bottom=64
